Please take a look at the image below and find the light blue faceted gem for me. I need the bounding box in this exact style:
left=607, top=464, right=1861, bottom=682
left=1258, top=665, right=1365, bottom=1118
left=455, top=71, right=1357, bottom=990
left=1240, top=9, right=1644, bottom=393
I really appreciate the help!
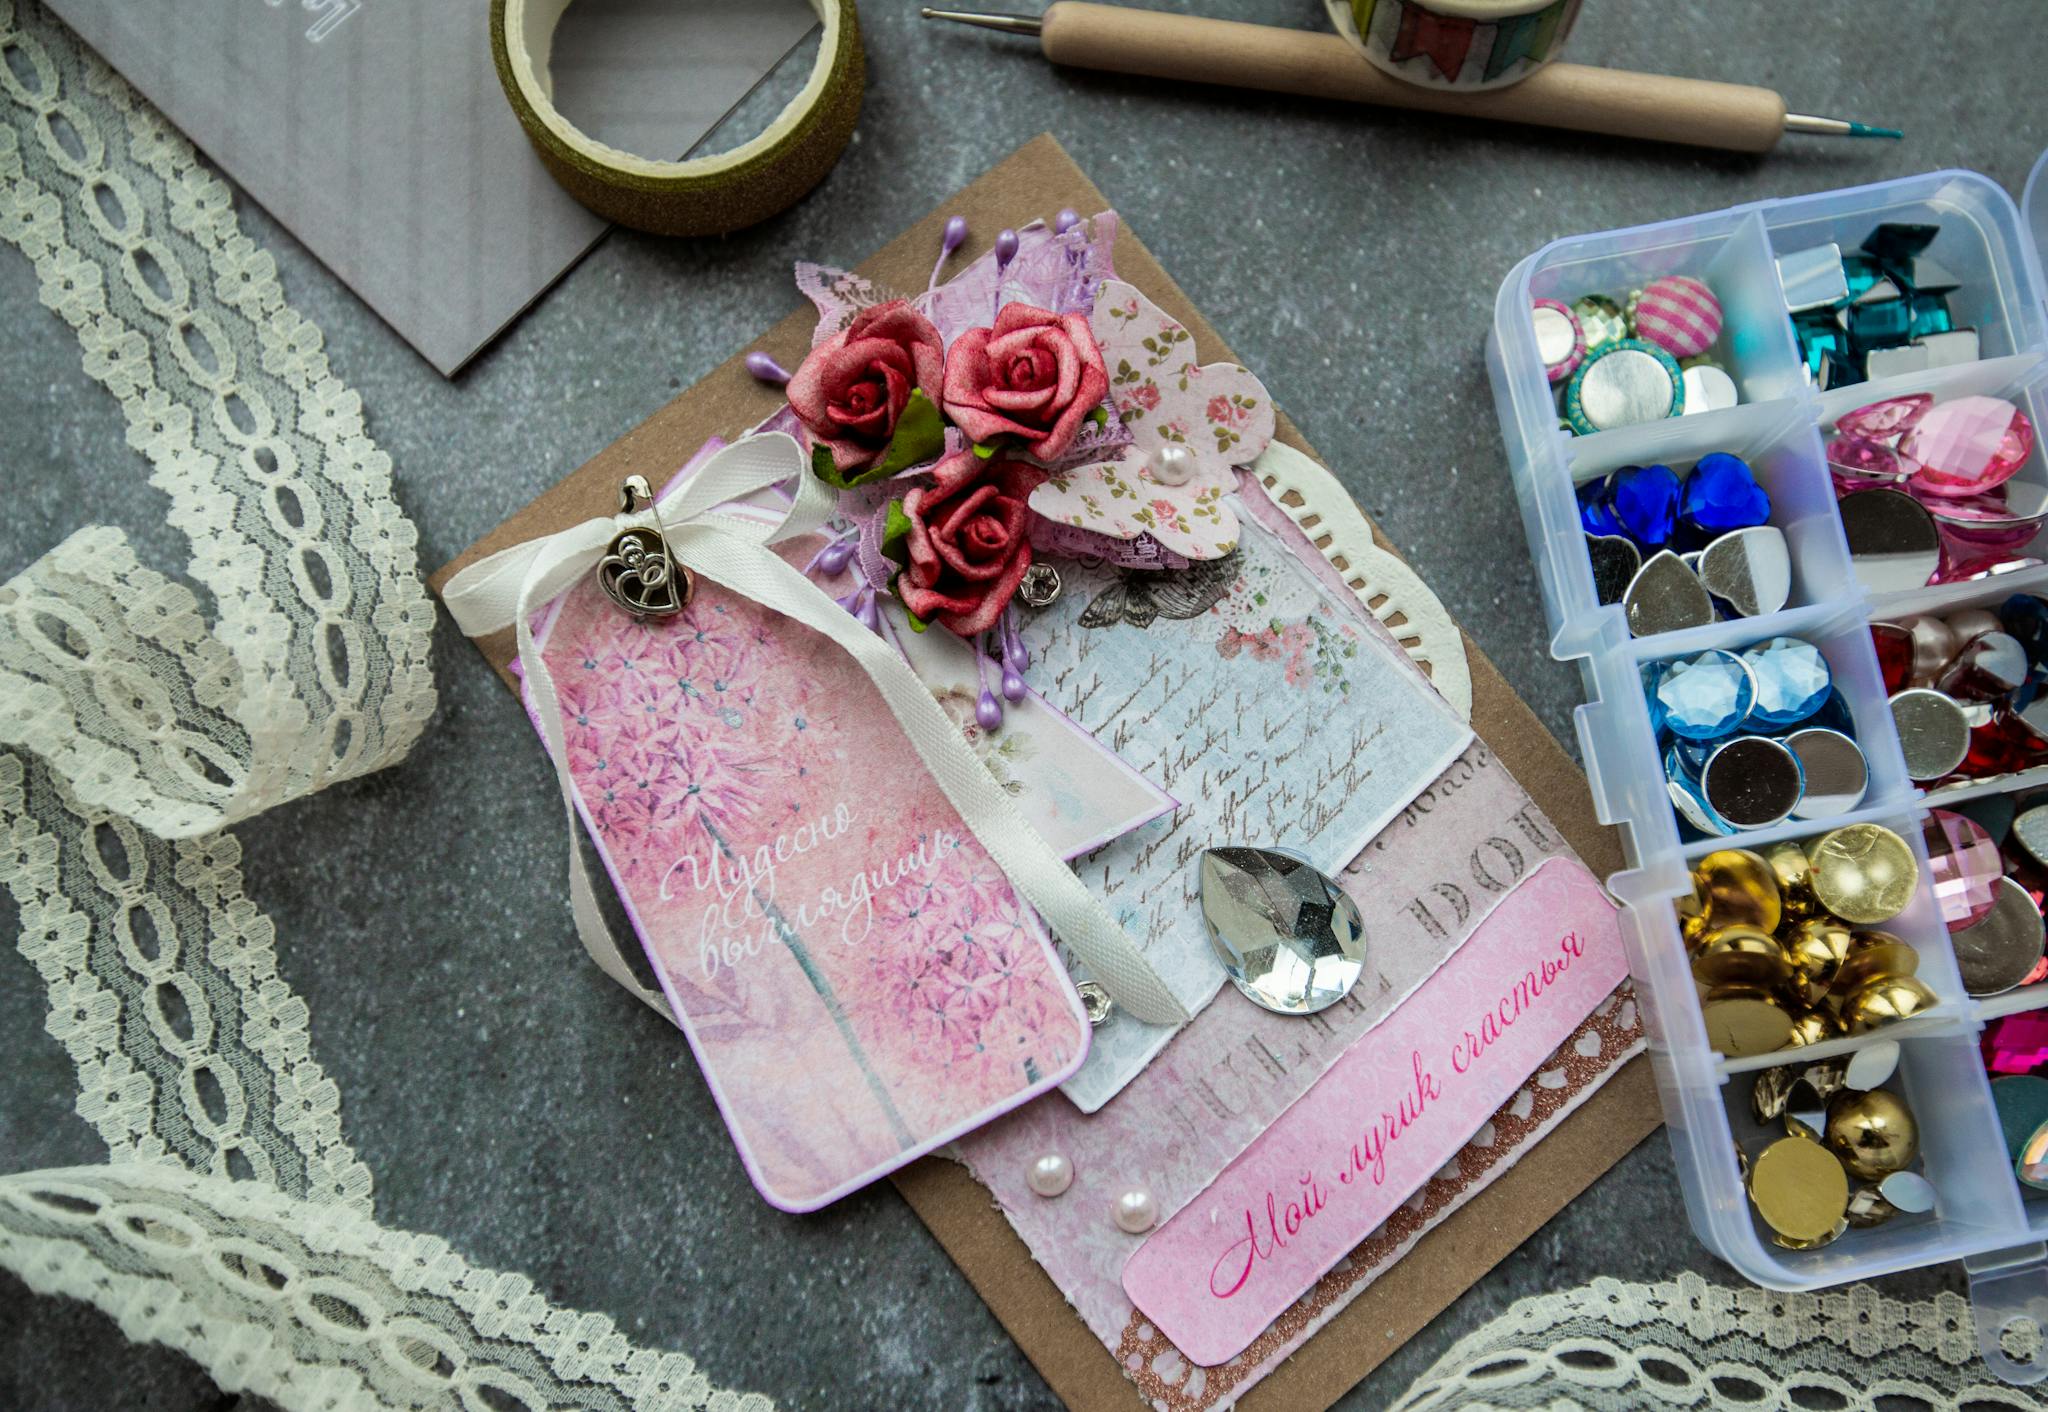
left=1641, top=662, right=1669, bottom=738
left=1667, top=774, right=1730, bottom=840
left=1653, top=649, right=1757, bottom=741
left=1741, top=636, right=1833, bottom=728
left=1665, top=737, right=1714, bottom=782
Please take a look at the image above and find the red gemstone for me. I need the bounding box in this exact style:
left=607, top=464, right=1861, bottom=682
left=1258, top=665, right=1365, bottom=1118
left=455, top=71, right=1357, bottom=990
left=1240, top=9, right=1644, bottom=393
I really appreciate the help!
left=1983, top=1010, right=2048, bottom=1076
left=1960, top=707, right=2048, bottom=778
left=1872, top=621, right=1915, bottom=693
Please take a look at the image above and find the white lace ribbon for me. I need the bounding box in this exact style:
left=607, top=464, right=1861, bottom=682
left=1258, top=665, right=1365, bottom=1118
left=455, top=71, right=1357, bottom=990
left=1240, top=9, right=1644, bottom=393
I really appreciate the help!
left=441, top=432, right=1189, bottom=1027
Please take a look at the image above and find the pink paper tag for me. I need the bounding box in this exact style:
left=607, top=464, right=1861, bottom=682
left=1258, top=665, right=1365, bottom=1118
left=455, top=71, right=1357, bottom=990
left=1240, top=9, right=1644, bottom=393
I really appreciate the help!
left=531, top=540, right=1091, bottom=1212
left=1120, top=856, right=1625, bottom=1366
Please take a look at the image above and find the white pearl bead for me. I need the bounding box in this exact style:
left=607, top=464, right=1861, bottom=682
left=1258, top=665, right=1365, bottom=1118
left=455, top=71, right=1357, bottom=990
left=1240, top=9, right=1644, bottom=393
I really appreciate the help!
left=1147, top=444, right=1198, bottom=487
left=1026, top=1153, right=1074, bottom=1198
left=1112, top=1186, right=1158, bottom=1234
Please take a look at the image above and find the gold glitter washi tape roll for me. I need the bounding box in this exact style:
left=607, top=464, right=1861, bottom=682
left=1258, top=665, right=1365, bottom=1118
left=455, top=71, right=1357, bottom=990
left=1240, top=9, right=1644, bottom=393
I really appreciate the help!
left=490, top=0, right=863, bottom=237
left=1325, top=0, right=1583, bottom=91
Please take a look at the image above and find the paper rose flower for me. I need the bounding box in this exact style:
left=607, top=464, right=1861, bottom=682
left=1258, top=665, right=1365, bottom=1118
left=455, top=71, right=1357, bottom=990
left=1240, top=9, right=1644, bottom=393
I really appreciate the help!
left=1028, top=279, right=1274, bottom=560
left=787, top=299, right=947, bottom=486
left=941, top=303, right=1109, bottom=461
left=892, top=449, right=1044, bottom=636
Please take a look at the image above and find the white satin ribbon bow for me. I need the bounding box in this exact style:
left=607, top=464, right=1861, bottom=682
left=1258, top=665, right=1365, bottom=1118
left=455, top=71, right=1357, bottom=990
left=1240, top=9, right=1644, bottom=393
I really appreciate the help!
left=441, top=432, right=1189, bottom=1026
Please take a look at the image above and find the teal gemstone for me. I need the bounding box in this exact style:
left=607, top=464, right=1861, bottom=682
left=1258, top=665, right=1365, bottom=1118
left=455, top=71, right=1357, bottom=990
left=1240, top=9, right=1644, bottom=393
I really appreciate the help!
left=1793, top=313, right=1849, bottom=379
left=1741, top=637, right=1833, bottom=728
left=1861, top=223, right=1940, bottom=267
left=1841, top=254, right=1885, bottom=301
left=1847, top=295, right=1913, bottom=347
left=1654, top=650, right=1757, bottom=741
left=1908, top=294, right=1953, bottom=338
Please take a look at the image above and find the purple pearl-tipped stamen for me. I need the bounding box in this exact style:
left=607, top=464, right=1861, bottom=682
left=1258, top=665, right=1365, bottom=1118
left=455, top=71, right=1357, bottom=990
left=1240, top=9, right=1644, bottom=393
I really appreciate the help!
left=994, top=228, right=1019, bottom=270
left=856, top=591, right=881, bottom=634
left=817, top=539, right=856, bottom=576
left=1054, top=208, right=1080, bottom=234
left=1001, top=668, right=1026, bottom=703
left=744, top=350, right=790, bottom=386
left=1001, top=609, right=1028, bottom=672
left=976, top=688, right=1003, bottom=730
left=930, top=215, right=970, bottom=289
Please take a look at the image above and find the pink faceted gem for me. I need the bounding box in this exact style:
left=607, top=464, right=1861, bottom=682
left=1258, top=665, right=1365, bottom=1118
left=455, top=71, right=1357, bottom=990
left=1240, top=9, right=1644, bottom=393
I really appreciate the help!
left=1902, top=395, right=2035, bottom=497
left=1923, top=808, right=2002, bottom=931
left=1837, top=394, right=1933, bottom=441
left=1984, top=1010, right=2048, bottom=1076
left=1825, top=434, right=1916, bottom=495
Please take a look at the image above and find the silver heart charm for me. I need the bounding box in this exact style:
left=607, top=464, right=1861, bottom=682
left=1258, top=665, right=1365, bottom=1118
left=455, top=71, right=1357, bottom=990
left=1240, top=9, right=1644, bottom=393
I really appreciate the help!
left=1697, top=525, right=1791, bottom=619
left=1623, top=549, right=1713, bottom=638
left=597, top=476, right=692, bottom=618
left=1585, top=534, right=1640, bottom=607
left=1199, top=847, right=1366, bottom=1016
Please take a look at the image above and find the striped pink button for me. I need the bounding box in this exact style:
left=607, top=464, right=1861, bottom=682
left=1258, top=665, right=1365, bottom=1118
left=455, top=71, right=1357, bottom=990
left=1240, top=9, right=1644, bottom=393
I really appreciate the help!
left=1632, top=275, right=1723, bottom=360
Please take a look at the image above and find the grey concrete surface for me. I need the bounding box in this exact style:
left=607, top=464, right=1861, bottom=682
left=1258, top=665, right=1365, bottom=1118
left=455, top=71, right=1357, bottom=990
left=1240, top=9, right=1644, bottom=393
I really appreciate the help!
left=4, top=1, right=2046, bottom=1408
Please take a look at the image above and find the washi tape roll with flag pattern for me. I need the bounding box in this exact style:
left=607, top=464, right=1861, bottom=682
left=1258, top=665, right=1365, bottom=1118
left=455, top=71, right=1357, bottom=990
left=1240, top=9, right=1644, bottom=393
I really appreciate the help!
left=1325, top=0, right=1582, bottom=91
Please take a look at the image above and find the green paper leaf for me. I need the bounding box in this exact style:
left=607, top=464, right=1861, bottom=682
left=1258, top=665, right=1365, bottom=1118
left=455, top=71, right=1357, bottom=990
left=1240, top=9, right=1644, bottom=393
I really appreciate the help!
left=807, top=389, right=949, bottom=490
left=880, top=498, right=913, bottom=567
left=1088, top=405, right=1110, bottom=428
left=972, top=441, right=998, bottom=460
left=889, top=571, right=930, bottom=632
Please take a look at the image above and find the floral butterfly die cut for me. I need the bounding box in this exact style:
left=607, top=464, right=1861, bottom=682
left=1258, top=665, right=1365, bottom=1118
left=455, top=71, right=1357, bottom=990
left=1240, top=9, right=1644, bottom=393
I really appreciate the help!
left=1027, top=279, right=1275, bottom=560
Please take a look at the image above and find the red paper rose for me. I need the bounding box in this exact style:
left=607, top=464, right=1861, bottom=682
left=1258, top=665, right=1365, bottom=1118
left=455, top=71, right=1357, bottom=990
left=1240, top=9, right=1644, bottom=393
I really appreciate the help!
left=787, top=300, right=945, bottom=481
left=941, top=303, right=1108, bottom=461
left=895, top=451, right=1045, bottom=636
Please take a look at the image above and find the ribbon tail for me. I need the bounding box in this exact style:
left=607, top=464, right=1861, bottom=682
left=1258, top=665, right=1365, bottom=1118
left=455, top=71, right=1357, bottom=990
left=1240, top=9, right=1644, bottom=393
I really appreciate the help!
left=568, top=828, right=674, bottom=1019
left=675, top=527, right=1190, bottom=1027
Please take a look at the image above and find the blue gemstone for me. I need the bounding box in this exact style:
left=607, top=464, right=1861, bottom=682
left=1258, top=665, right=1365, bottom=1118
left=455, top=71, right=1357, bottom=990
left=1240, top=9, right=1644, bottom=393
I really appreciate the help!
left=2000, top=594, right=2048, bottom=671
left=1770, top=685, right=1854, bottom=737
left=1577, top=474, right=1623, bottom=538
left=1677, top=453, right=1771, bottom=547
left=1641, top=662, right=1668, bottom=739
left=1740, top=637, right=1833, bottom=728
left=1608, top=463, right=1681, bottom=549
left=1667, top=773, right=1728, bottom=840
left=1654, top=650, right=1756, bottom=741
left=1665, top=736, right=1713, bottom=782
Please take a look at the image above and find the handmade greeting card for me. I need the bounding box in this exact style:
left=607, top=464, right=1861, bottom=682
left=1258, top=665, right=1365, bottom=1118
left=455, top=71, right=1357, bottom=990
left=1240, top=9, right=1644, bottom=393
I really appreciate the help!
left=436, top=136, right=1660, bottom=1412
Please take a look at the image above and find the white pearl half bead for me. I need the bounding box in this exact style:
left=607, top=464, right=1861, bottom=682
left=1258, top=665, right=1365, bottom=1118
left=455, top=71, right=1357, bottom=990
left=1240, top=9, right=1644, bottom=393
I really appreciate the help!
left=1026, top=1153, right=1074, bottom=1198
left=1146, top=444, right=1199, bottom=487
left=1112, top=1186, right=1159, bottom=1234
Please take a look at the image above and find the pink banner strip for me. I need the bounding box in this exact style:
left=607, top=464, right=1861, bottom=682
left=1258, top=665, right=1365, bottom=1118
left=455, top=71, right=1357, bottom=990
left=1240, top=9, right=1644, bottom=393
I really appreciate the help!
left=1120, top=856, right=1625, bottom=1366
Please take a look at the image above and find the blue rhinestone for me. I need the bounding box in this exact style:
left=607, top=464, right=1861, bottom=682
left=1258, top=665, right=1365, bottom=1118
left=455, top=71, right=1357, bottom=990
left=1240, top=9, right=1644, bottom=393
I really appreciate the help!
left=1665, top=736, right=1713, bottom=782
left=1740, top=637, right=1833, bottom=728
left=1667, top=773, right=1729, bottom=840
left=1771, top=685, right=1854, bottom=737
left=1608, top=463, right=1681, bottom=549
left=1677, top=453, right=1771, bottom=547
left=2000, top=594, right=2048, bottom=671
left=1641, top=662, right=1669, bottom=738
left=1577, top=474, right=1623, bottom=537
left=1653, top=650, right=1756, bottom=741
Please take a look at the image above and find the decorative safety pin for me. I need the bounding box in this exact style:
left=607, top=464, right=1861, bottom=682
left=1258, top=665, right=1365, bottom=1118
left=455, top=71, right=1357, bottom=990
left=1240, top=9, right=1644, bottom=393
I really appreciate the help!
left=596, top=475, right=691, bottom=618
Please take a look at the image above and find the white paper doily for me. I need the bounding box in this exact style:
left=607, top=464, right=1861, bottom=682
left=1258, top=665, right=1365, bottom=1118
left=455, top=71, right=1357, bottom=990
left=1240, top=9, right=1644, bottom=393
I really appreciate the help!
left=1253, top=442, right=1473, bottom=721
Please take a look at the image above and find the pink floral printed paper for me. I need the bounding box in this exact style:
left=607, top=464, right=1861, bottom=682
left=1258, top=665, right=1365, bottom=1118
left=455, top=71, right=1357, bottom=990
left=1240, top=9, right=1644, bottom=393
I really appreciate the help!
left=532, top=539, right=1090, bottom=1211
left=1028, top=280, right=1275, bottom=559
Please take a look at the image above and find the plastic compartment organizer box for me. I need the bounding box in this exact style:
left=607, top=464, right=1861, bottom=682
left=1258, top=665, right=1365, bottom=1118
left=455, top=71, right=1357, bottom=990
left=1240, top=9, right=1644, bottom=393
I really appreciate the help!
left=1488, top=155, right=2048, bottom=1382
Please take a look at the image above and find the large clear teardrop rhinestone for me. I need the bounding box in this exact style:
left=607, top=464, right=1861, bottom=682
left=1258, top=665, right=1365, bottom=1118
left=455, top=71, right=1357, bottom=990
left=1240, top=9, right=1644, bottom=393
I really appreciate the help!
left=1199, top=847, right=1367, bottom=1015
